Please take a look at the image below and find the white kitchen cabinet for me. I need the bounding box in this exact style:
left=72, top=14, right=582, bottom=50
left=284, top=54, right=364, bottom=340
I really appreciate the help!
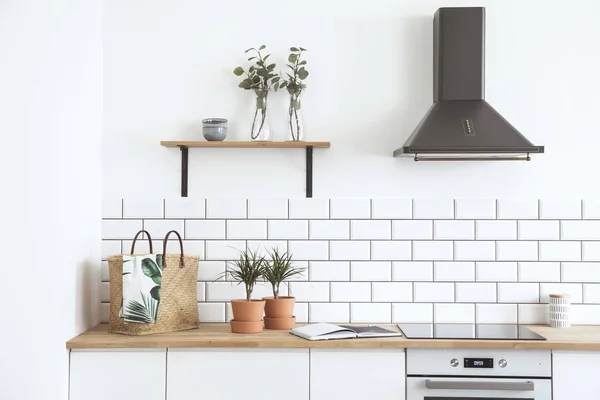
left=553, top=351, right=600, bottom=399
left=167, top=348, right=309, bottom=400
left=69, top=349, right=166, bottom=400
left=310, top=349, right=405, bottom=400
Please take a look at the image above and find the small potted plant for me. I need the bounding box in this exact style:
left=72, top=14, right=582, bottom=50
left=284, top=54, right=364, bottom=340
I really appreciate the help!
left=233, top=45, right=280, bottom=141
left=262, top=248, right=305, bottom=330
left=218, top=249, right=267, bottom=334
left=279, top=47, right=309, bottom=141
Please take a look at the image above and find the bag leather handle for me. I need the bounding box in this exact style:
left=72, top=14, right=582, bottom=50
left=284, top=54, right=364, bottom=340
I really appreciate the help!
left=130, top=230, right=153, bottom=254
left=163, top=230, right=185, bottom=268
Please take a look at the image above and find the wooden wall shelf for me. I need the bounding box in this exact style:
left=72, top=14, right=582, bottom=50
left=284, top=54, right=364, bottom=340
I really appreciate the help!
left=160, top=141, right=331, bottom=198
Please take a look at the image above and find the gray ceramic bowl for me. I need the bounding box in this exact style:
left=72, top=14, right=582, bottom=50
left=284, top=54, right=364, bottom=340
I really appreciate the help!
left=202, top=118, right=228, bottom=141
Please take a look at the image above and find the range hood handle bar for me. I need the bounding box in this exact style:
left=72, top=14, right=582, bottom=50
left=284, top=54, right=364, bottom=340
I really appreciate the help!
left=414, top=153, right=531, bottom=162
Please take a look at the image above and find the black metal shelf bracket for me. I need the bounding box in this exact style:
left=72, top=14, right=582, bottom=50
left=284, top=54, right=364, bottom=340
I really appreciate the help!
left=176, top=144, right=316, bottom=198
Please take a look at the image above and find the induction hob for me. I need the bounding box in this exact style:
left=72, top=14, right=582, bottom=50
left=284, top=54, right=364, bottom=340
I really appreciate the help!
left=397, top=324, right=547, bottom=340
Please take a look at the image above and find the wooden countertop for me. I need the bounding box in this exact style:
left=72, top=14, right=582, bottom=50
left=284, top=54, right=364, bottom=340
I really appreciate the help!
left=67, top=324, right=600, bottom=350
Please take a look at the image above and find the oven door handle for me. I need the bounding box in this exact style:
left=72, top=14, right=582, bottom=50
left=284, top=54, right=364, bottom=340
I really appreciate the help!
left=425, top=380, right=535, bottom=391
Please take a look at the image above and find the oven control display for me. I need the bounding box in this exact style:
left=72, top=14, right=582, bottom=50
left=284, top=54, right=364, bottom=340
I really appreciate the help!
left=464, top=358, right=494, bottom=368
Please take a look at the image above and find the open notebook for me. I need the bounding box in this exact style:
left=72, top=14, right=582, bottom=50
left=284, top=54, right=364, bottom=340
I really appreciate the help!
left=290, top=323, right=402, bottom=341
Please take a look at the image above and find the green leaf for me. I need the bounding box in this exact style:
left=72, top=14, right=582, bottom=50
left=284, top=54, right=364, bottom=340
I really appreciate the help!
left=122, top=272, right=131, bottom=276
left=257, top=60, right=264, bottom=66
left=290, top=47, right=299, bottom=52
left=272, top=76, right=280, bottom=82
left=156, top=254, right=163, bottom=270
left=299, top=47, right=307, bottom=51
left=264, top=54, right=270, bottom=61
left=274, top=82, right=279, bottom=92
left=233, top=66, right=244, bottom=76
left=244, top=48, right=254, bottom=53
left=252, top=75, right=261, bottom=83
left=279, top=82, right=288, bottom=88
left=259, top=44, right=266, bottom=50
left=267, top=63, right=276, bottom=71
left=249, top=66, right=255, bottom=73
left=247, top=57, right=256, bottom=61
left=299, top=60, right=307, bottom=65
left=288, top=54, right=298, bottom=63
left=298, top=67, right=309, bottom=80
left=151, top=274, right=162, bottom=285
left=150, top=286, right=161, bottom=301
left=141, top=258, right=161, bottom=278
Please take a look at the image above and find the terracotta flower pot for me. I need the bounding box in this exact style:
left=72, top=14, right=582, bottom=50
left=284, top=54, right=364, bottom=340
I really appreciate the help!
left=263, top=296, right=296, bottom=318
left=230, top=320, right=264, bottom=334
left=264, top=316, right=296, bottom=330
left=230, top=299, right=265, bottom=322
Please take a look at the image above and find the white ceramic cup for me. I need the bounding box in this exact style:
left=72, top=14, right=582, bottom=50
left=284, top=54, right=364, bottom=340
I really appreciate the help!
left=549, top=294, right=571, bottom=328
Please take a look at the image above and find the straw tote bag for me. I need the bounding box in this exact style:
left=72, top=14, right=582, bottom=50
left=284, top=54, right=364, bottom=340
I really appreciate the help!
left=108, top=230, right=199, bottom=335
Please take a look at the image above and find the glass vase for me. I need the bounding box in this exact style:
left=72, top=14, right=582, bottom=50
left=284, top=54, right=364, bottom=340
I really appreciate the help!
left=286, top=90, right=305, bottom=141
left=250, top=89, right=271, bottom=141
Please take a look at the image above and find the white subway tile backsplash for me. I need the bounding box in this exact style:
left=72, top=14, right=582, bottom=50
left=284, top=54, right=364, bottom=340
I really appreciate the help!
left=330, top=241, right=370, bottom=260
left=583, top=200, right=600, bottom=219
left=246, top=240, right=287, bottom=257
left=583, top=242, right=600, bottom=261
left=197, top=283, right=206, bottom=301
left=456, top=283, right=497, bottom=303
left=518, top=304, right=548, bottom=324
left=198, top=261, right=226, bottom=281
left=100, top=303, right=109, bottom=323
left=206, top=198, right=246, bottom=219
left=372, top=283, right=412, bottom=302
left=496, top=241, right=538, bottom=261
left=392, top=220, right=433, bottom=240
left=539, top=241, right=581, bottom=261
left=123, top=199, right=163, bottom=219
left=583, top=284, right=600, bottom=303
left=392, top=303, right=433, bottom=323
left=414, top=283, right=454, bottom=302
left=198, top=303, right=226, bottom=322
left=454, top=241, right=495, bottom=261
left=497, top=199, right=538, bottom=220
left=205, top=240, right=245, bottom=260
left=288, top=282, right=329, bottom=302
left=101, top=261, right=109, bottom=281
left=294, top=303, right=309, bottom=323
left=226, top=220, right=267, bottom=239
left=100, top=282, right=109, bottom=302
left=562, top=221, right=600, bottom=240
left=102, top=241, right=121, bottom=260
left=268, top=220, right=308, bottom=240
left=102, top=219, right=143, bottom=240
left=476, top=262, right=517, bottom=282
left=351, top=303, right=391, bottom=323
left=247, top=199, right=287, bottom=219
left=351, top=220, right=390, bottom=240
left=371, top=241, right=412, bottom=261
left=476, top=304, right=517, bottom=324
left=165, top=198, right=205, bottom=219
left=518, top=262, right=560, bottom=282
left=309, top=303, right=350, bottom=323
left=498, top=283, right=539, bottom=303
left=371, top=199, right=412, bottom=219
left=180, top=240, right=204, bottom=259
left=476, top=221, right=516, bottom=240
left=413, top=199, right=454, bottom=219
left=434, top=262, right=475, bottom=282
left=288, top=198, right=329, bottom=219
left=455, top=199, right=496, bottom=220
left=207, top=282, right=245, bottom=301
left=539, top=199, right=581, bottom=219
left=393, top=262, right=433, bottom=281
left=351, top=262, right=391, bottom=281
left=518, top=221, right=559, bottom=240
left=102, top=199, right=122, bottom=218
left=435, top=304, right=475, bottom=323
left=330, top=199, right=370, bottom=219
left=331, top=282, right=371, bottom=302
left=434, top=220, right=474, bottom=240
left=185, top=220, right=226, bottom=239
left=571, top=305, right=600, bottom=324
left=143, top=219, right=185, bottom=239
left=562, top=263, right=600, bottom=283
left=288, top=241, right=328, bottom=260
left=309, top=220, right=349, bottom=240
left=540, top=283, right=582, bottom=303
left=413, top=241, right=453, bottom=261
left=310, top=262, right=350, bottom=281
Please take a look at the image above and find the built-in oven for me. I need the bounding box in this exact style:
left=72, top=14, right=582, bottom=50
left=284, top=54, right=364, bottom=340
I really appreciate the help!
left=406, top=349, right=551, bottom=400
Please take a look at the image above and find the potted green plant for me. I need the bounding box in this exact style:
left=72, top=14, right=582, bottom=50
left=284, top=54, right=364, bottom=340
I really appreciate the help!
left=217, top=249, right=267, bottom=334
left=279, top=46, right=309, bottom=141
left=262, top=248, right=305, bottom=330
left=233, top=45, right=280, bottom=141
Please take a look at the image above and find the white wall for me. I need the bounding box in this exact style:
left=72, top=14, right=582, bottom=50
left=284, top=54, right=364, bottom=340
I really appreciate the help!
left=0, top=1, right=102, bottom=399
left=103, top=0, right=600, bottom=199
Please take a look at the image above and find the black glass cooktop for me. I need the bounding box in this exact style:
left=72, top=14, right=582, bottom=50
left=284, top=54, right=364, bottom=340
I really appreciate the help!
left=397, top=324, right=547, bottom=341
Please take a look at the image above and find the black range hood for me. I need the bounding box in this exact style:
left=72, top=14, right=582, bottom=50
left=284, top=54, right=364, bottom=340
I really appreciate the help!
left=394, top=7, right=544, bottom=161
